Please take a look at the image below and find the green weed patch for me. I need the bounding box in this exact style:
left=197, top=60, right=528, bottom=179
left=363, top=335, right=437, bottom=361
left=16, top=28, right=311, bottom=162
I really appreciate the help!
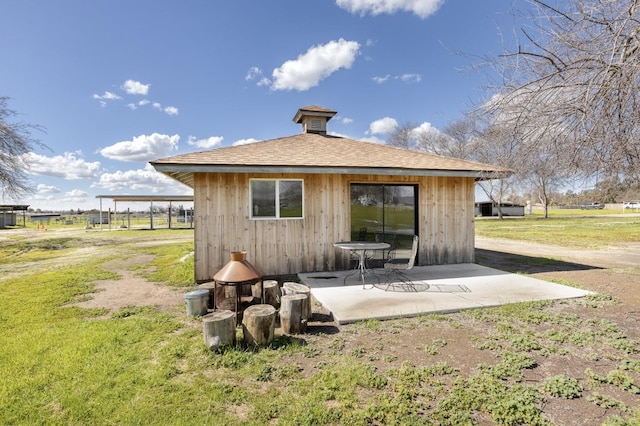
left=128, top=241, right=195, bottom=286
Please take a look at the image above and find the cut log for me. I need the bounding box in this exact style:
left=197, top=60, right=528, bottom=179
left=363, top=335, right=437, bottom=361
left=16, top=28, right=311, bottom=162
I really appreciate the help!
left=197, top=282, right=216, bottom=309
left=202, top=310, right=236, bottom=351
left=263, top=280, right=281, bottom=309
left=280, top=294, right=308, bottom=335
left=282, top=282, right=312, bottom=320
left=242, top=304, right=276, bottom=347
left=251, top=280, right=263, bottom=301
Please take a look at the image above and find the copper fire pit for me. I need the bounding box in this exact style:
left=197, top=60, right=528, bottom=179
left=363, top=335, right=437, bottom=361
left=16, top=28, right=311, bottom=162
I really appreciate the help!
left=213, top=251, right=263, bottom=320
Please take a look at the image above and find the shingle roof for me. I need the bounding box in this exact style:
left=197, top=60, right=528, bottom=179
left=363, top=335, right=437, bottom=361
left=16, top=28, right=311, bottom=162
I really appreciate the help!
left=151, top=132, right=511, bottom=188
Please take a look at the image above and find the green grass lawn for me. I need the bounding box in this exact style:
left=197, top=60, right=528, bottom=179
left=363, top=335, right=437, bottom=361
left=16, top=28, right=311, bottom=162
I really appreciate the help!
left=475, top=214, right=640, bottom=248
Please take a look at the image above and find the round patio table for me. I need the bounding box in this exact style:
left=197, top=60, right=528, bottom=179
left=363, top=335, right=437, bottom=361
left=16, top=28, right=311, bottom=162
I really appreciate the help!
left=334, top=241, right=390, bottom=288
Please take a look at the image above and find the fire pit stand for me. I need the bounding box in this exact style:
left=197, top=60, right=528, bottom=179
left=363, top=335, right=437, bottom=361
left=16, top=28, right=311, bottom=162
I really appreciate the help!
left=213, top=251, right=263, bottom=322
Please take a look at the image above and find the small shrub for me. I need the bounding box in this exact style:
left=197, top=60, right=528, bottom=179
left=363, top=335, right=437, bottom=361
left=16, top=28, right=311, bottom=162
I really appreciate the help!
left=588, top=392, right=628, bottom=412
left=424, top=338, right=447, bottom=355
left=583, top=293, right=616, bottom=308
left=540, top=375, right=582, bottom=399
left=483, top=351, right=538, bottom=380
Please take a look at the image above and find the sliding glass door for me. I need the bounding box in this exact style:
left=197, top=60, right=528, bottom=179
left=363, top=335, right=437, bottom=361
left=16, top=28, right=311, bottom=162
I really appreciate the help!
left=350, top=184, right=418, bottom=259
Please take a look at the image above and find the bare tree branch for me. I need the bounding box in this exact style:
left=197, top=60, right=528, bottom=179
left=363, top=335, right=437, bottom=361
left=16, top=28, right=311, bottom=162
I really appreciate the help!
left=0, top=96, right=46, bottom=200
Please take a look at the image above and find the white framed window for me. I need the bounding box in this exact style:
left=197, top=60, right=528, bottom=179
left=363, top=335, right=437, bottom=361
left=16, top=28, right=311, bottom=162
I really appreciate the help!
left=250, top=179, right=304, bottom=219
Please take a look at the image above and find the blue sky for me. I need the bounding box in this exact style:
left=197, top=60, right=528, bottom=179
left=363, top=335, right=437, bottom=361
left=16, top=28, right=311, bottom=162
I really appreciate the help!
left=1, top=0, right=523, bottom=211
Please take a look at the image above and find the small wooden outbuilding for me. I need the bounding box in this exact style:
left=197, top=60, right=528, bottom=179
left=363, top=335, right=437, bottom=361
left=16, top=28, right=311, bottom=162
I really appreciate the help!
left=475, top=201, right=525, bottom=217
left=151, top=105, right=510, bottom=282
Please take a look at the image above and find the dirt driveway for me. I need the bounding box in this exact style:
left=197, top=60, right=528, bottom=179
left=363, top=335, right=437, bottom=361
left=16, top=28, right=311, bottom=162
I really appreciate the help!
left=475, top=236, right=640, bottom=308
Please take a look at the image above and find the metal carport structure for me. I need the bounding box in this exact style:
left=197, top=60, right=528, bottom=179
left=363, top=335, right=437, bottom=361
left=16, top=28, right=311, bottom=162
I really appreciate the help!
left=96, top=195, right=194, bottom=230
left=0, top=204, right=30, bottom=228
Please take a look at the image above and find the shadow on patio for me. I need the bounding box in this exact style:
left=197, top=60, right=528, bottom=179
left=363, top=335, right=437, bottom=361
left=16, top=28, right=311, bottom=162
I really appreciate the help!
left=298, top=263, right=593, bottom=325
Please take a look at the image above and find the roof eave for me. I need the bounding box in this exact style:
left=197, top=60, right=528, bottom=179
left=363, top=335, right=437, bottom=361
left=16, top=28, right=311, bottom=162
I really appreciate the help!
left=152, top=163, right=511, bottom=188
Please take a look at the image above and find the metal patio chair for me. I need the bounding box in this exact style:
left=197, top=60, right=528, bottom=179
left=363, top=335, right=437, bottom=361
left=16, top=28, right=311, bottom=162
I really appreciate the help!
left=371, top=232, right=397, bottom=268
left=381, top=235, right=420, bottom=290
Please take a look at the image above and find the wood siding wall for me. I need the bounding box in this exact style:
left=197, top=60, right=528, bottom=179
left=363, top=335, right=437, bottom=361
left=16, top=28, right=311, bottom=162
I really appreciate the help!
left=193, top=172, right=475, bottom=282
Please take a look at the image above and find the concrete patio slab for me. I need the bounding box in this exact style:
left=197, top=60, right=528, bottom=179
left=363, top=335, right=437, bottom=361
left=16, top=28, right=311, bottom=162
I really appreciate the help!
left=299, top=263, right=593, bottom=325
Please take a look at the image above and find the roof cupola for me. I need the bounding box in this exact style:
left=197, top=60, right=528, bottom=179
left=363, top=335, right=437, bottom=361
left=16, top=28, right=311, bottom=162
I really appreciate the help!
left=293, top=105, right=337, bottom=135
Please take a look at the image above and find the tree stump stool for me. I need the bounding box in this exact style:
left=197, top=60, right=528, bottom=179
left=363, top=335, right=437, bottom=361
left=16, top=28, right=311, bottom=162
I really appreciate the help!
left=197, top=282, right=216, bottom=310
left=251, top=280, right=264, bottom=301
left=202, top=310, right=236, bottom=351
left=280, top=294, right=308, bottom=335
left=282, top=282, right=312, bottom=320
left=263, top=280, right=281, bottom=309
left=242, top=304, right=276, bottom=347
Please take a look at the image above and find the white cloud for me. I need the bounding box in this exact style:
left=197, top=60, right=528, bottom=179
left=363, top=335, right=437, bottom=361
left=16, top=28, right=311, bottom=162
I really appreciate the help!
left=373, top=73, right=422, bottom=84
left=121, top=79, right=150, bottom=95
left=397, top=73, right=422, bottom=83
left=36, top=184, right=61, bottom=194
left=246, top=67, right=263, bottom=81
left=24, top=151, right=102, bottom=179
left=94, top=82, right=176, bottom=114
left=271, top=38, right=360, bottom=91
left=188, top=135, right=224, bottom=149
left=29, top=193, right=57, bottom=202
left=64, top=189, right=89, bottom=202
left=93, top=91, right=121, bottom=107
left=92, top=164, right=190, bottom=193
left=233, top=138, right=260, bottom=146
left=163, top=106, right=179, bottom=116
left=99, top=133, right=180, bottom=162
left=368, top=117, right=398, bottom=135
left=93, top=91, right=122, bottom=101
left=337, top=116, right=354, bottom=124
left=413, top=121, right=438, bottom=136
left=246, top=67, right=271, bottom=86
left=148, top=102, right=178, bottom=115
left=335, top=0, right=444, bottom=18
left=372, top=75, right=390, bottom=84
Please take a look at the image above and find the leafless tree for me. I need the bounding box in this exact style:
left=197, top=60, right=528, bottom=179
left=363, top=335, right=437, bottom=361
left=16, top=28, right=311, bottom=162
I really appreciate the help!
left=0, top=97, right=45, bottom=199
left=485, top=0, right=640, bottom=184
left=386, top=121, right=416, bottom=149
left=472, top=122, right=522, bottom=219
left=415, top=115, right=480, bottom=160
left=521, top=135, right=575, bottom=217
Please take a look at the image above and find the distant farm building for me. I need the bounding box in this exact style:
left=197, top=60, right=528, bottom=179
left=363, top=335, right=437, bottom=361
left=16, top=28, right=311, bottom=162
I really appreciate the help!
left=0, top=205, right=29, bottom=228
left=475, top=201, right=525, bottom=217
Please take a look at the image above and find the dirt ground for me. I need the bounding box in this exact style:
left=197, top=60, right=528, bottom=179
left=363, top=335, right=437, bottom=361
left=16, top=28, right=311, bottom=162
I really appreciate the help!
left=475, top=236, right=640, bottom=312
left=73, top=255, right=187, bottom=315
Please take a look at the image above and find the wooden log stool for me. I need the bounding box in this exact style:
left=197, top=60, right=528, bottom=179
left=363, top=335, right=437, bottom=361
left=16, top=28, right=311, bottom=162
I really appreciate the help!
left=280, top=294, right=308, bottom=335
left=282, top=282, right=312, bottom=320
left=262, top=280, right=281, bottom=309
left=242, top=304, right=276, bottom=347
left=202, top=310, right=236, bottom=351
left=197, top=282, right=216, bottom=310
